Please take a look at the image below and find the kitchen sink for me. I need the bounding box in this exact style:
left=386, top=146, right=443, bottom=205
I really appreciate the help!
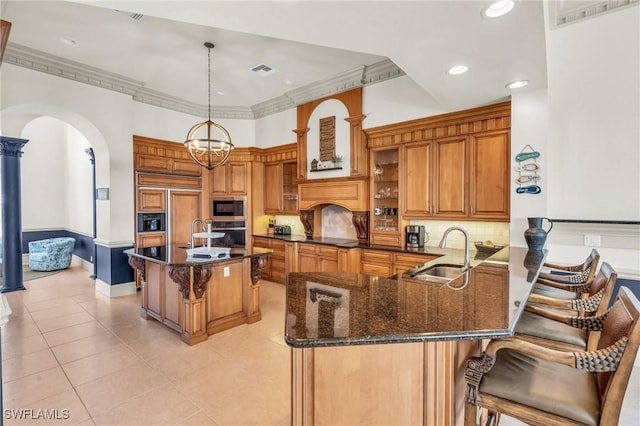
left=409, top=263, right=467, bottom=283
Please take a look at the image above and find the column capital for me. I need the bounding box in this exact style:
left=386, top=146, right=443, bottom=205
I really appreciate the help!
left=0, top=137, right=28, bottom=157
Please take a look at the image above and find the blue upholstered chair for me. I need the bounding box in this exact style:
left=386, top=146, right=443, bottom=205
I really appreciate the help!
left=28, top=237, right=76, bottom=271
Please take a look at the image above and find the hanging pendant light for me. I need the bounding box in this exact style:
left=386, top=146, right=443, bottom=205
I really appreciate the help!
left=184, top=42, right=233, bottom=170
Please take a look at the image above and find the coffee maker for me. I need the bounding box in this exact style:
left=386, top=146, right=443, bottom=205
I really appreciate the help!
left=406, top=225, right=426, bottom=248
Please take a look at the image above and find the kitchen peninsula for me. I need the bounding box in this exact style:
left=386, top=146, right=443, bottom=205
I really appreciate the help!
left=285, top=246, right=546, bottom=425
left=126, top=245, right=272, bottom=345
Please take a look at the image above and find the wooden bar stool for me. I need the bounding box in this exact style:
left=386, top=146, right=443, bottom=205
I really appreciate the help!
left=464, top=286, right=640, bottom=426
left=515, top=262, right=617, bottom=351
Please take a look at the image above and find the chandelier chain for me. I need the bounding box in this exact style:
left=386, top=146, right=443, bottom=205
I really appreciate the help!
left=207, top=45, right=212, bottom=121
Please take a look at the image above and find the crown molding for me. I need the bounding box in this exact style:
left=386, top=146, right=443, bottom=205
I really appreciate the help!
left=4, top=42, right=145, bottom=95
left=550, top=0, right=638, bottom=29
left=132, top=87, right=254, bottom=120
left=251, top=95, right=297, bottom=119
left=284, top=65, right=366, bottom=105
left=3, top=43, right=404, bottom=120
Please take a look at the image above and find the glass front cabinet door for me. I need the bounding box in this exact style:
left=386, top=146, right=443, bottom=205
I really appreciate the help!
left=370, top=147, right=401, bottom=246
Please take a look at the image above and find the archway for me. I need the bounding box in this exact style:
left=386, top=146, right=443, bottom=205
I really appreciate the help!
left=1, top=103, right=111, bottom=281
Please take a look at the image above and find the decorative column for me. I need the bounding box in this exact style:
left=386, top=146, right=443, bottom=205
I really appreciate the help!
left=0, top=137, right=28, bottom=293
left=351, top=211, right=370, bottom=245
left=299, top=210, right=315, bottom=239
left=84, top=148, right=97, bottom=279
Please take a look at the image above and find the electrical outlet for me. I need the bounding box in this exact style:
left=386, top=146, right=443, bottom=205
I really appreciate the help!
left=223, top=266, right=230, bottom=277
left=424, top=225, right=431, bottom=233
left=584, top=234, right=601, bottom=247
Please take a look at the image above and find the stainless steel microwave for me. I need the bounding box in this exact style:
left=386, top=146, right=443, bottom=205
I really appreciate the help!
left=212, top=198, right=246, bottom=219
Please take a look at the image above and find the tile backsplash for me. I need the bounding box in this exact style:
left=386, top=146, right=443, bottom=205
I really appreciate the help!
left=275, top=209, right=509, bottom=250
left=409, top=220, right=510, bottom=250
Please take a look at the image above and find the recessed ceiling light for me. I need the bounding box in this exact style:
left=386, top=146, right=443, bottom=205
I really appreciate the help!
left=506, top=80, right=529, bottom=89
left=447, top=65, right=469, bottom=75
left=483, top=0, right=515, bottom=18
left=60, top=36, right=79, bottom=46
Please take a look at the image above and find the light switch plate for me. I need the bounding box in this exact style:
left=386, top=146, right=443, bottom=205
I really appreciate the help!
left=584, top=234, right=601, bottom=247
left=223, top=266, right=230, bottom=277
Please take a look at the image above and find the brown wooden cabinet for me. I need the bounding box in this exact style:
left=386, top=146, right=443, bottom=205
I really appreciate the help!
left=297, top=243, right=339, bottom=273
left=393, top=252, right=439, bottom=275
left=361, top=249, right=393, bottom=277
left=252, top=236, right=287, bottom=284
left=169, top=190, right=201, bottom=247
left=371, top=148, right=401, bottom=247
left=210, top=162, right=247, bottom=195
left=470, top=130, right=510, bottom=220
left=403, top=142, right=432, bottom=216
left=432, top=136, right=468, bottom=218
left=135, top=153, right=201, bottom=176
left=137, top=188, right=166, bottom=212
left=264, top=163, right=282, bottom=212
left=361, top=249, right=439, bottom=277
left=265, top=161, right=298, bottom=214
left=136, top=232, right=166, bottom=248
left=366, top=101, right=511, bottom=230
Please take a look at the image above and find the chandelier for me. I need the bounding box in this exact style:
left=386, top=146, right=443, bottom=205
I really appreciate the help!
left=184, top=42, right=234, bottom=170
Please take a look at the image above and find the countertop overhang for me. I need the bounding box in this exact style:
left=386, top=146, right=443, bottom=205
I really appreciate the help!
left=125, top=244, right=273, bottom=266
left=285, top=247, right=547, bottom=348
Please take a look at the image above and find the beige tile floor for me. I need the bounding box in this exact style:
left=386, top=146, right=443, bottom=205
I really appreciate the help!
left=1, top=266, right=639, bottom=425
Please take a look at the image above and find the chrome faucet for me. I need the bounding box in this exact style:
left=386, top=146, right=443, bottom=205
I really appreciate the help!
left=190, top=218, right=206, bottom=248
left=439, top=226, right=471, bottom=271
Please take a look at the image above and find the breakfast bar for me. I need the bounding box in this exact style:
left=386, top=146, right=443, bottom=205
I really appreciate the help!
left=126, top=245, right=272, bottom=345
left=285, top=247, right=546, bottom=425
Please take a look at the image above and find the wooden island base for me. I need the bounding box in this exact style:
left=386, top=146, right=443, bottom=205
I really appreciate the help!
left=128, top=250, right=270, bottom=345
left=292, top=339, right=481, bottom=426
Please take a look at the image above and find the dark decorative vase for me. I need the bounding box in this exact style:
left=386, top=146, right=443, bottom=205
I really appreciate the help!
left=523, top=249, right=545, bottom=282
left=524, top=217, right=553, bottom=251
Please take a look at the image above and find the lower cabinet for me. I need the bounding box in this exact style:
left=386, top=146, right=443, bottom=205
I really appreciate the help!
left=136, top=232, right=166, bottom=248
left=393, top=252, right=439, bottom=275
left=252, top=236, right=286, bottom=284
left=297, top=243, right=340, bottom=273
left=254, top=237, right=439, bottom=282
left=361, top=250, right=393, bottom=277
left=361, top=249, right=439, bottom=277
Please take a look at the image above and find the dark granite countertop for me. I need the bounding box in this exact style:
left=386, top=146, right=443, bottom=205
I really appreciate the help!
left=125, top=244, right=273, bottom=266
left=252, top=233, right=470, bottom=256
left=285, top=247, right=547, bottom=348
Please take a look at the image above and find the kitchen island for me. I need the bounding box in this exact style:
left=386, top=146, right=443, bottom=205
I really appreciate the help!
left=285, top=246, right=546, bottom=425
left=126, top=245, right=272, bottom=345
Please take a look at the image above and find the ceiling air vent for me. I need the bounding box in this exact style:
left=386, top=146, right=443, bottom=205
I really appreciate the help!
left=115, top=10, right=145, bottom=21
left=251, top=64, right=277, bottom=77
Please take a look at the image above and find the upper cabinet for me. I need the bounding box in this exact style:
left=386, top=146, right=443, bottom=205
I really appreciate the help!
left=401, top=136, right=469, bottom=219
left=402, top=142, right=432, bottom=216
left=469, top=130, right=510, bottom=219
left=371, top=147, right=401, bottom=246
left=210, top=162, right=247, bottom=195
left=367, top=101, right=511, bottom=223
left=135, top=154, right=201, bottom=176
left=265, top=161, right=298, bottom=214
left=133, top=135, right=202, bottom=177
left=432, top=136, right=468, bottom=218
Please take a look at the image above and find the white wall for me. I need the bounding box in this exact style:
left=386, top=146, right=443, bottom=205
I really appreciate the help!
left=21, top=117, right=67, bottom=230
left=255, top=109, right=297, bottom=148
left=546, top=6, right=640, bottom=220
left=509, top=89, right=549, bottom=248
left=18, top=116, right=93, bottom=236
left=133, top=102, right=257, bottom=148
left=363, top=76, right=448, bottom=128
left=64, top=125, right=94, bottom=235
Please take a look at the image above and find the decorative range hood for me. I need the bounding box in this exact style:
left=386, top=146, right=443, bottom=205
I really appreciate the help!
left=297, top=176, right=370, bottom=245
